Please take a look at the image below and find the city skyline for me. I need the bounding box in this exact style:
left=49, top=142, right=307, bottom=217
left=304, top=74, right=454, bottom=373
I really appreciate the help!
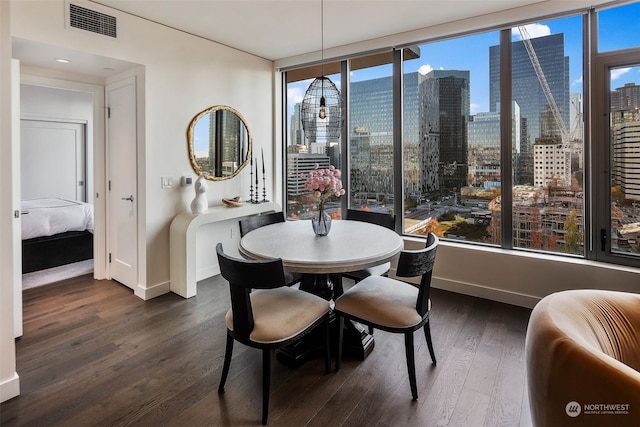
left=287, top=4, right=640, bottom=127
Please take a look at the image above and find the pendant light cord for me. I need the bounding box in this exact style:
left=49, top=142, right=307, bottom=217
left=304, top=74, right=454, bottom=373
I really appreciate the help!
left=321, top=0, right=324, bottom=96
left=321, top=0, right=324, bottom=77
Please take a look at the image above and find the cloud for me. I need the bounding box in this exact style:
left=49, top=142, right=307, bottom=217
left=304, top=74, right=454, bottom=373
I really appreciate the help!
left=418, top=64, right=434, bottom=75
left=511, top=23, right=552, bottom=40
left=470, top=103, right=481, bottom=115
left=611, top=67, right=631, bottom=81
left=288, top=81, right=310, bottom=104
left=572, top=76, right=583, bottom=86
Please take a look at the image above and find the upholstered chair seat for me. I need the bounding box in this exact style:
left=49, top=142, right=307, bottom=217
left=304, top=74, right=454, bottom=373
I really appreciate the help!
left=525, top=289, right=640, bottom=427
left=225, top=287, right=330, bottom=344
left=334, top=275, right=428, bottom=329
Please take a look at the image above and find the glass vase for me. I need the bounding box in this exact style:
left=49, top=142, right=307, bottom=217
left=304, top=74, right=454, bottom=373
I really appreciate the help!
left=312, top=207, right=332, bottom=236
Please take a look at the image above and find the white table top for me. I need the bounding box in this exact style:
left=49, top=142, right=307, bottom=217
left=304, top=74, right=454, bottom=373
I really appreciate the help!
left=239, top=220, right=404, bottom=274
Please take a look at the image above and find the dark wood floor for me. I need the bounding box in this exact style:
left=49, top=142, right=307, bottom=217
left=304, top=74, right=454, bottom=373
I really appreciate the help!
left=2, top=274, right=533, bottom=426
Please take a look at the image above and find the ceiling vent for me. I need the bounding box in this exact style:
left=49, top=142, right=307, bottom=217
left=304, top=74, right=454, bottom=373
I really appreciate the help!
left=68, top=3, right=118, bottom=38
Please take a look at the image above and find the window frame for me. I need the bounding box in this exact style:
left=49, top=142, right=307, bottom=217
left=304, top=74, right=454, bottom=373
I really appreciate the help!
left=282, top=6, right=640, bottom=270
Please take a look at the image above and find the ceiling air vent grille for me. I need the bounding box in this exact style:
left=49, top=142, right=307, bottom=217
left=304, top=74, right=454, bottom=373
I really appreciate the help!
left=69, top=3, right=117, bottom=38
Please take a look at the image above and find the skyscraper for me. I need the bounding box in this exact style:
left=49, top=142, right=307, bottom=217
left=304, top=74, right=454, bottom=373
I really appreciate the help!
left=349, top=72, right=422, bottom=200
left=422, top=70, right=470, bottom=192
left=490, top=33, right=570, bottom=186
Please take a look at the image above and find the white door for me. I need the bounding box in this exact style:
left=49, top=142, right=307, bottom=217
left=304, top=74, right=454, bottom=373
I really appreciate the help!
left=20, top=120, right=86, bottom=201
left=107, top=77, right=138, bottom=289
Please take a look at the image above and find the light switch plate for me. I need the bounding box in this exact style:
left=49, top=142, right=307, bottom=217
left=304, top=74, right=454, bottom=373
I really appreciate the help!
left=161, top=176, right=173, bottom=188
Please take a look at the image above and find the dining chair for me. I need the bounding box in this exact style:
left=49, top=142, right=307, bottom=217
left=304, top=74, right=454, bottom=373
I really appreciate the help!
left=334, top=232, right=438, bottom=400
left=216, top=243, right=331, bottom=425
left=342, top=209, right=396, bottom=283
left=238, top=212, right=302, bottom=287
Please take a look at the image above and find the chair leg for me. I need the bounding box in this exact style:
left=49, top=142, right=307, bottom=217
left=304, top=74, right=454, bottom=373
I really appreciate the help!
left=262, top=349, right=272, bottom=425
left=405, top=331, right=418, bottom=400
left=218, top=334, right=234, bottom=393
left=324, top=315, right=331, bottom=374
left=335, top=315, right=345, bottom=371
left=423, top=320, right=437, bottom=365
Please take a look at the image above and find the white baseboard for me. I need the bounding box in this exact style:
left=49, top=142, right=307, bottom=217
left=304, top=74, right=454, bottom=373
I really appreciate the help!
left=0, top=372, right=20, bottom=403
left=135, top=281, right=171, bottom=300
left=432, top=276, right=540, bottom=309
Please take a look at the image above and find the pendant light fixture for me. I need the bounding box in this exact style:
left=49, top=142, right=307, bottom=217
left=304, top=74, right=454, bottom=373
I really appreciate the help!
left=301, top=0, right=343, bottom=142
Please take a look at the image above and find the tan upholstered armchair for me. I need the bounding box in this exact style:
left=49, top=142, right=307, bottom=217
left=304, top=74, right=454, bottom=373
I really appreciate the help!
left=525, top=289, right=640, bottom=427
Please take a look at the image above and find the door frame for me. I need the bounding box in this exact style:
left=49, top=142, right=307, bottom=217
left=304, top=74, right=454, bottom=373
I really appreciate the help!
left=20, top=74, right=107, bottom=279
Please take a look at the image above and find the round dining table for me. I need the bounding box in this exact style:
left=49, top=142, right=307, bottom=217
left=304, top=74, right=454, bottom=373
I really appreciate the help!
left=239, top=219, right=403, bottom=275
left=239, top=218, right=404, bottom=364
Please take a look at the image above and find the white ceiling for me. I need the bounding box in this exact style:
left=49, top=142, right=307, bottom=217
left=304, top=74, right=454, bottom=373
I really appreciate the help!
left=13, top=0, right=611, bottom=78
left=91, top=0, right=547, bottom=61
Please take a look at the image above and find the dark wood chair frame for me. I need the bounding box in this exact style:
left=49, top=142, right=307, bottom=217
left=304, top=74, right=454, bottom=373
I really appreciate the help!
left=341, top=209, right=396, bottom=283
left=238, top=212, right=302, bottom=287
left=216, top=243, right=331, bottom=425
left=335, top=233, right=438, bottom=400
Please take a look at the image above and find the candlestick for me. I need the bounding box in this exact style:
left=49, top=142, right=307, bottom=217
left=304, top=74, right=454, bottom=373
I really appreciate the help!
left=249, top=157, right=255, bottom=203
left=261, top=149, right=268, bottom=203
left=253, top=160, right=260, bottom=204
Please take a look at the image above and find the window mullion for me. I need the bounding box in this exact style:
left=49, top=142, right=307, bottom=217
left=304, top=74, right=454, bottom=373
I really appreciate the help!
left=341, top=59, right=349, bottom=215
left=500, top=29, right=513, bottom=249
left=393, top=49, right=404, bottom=233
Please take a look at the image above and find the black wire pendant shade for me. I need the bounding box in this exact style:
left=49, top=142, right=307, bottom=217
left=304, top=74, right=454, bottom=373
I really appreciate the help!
left=301, top=76, right=343, bottom=142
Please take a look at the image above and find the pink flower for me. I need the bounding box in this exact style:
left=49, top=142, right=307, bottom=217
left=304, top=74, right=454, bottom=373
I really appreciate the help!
left=300, top=164, right=345, bottom=204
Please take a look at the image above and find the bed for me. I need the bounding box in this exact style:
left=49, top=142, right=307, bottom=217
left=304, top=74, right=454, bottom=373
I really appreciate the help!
left=21, top=198, right=94, bottom=274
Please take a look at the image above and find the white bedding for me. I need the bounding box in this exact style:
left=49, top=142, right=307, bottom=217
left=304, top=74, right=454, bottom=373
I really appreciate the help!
left=21, top=198, right=94, bottom=240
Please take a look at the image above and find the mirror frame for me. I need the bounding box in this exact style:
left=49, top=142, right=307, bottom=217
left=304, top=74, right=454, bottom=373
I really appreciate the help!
left=187, top=105, right=252, bottom=181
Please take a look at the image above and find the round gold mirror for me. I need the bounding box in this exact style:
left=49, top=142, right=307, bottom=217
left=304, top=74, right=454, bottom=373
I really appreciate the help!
left=187, top=105, right=251, bottom=180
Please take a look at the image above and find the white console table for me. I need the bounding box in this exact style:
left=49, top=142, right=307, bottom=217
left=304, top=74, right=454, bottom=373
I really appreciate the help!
left=170, top=202, right=280, bottom=298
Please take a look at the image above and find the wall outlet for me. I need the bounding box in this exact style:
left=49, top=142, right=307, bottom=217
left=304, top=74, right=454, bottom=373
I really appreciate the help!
left=182, top=176, right=193, bottom=186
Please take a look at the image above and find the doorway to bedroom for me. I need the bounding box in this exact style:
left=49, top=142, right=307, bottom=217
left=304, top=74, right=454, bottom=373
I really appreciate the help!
left=19, top=83, right=95, bottom=290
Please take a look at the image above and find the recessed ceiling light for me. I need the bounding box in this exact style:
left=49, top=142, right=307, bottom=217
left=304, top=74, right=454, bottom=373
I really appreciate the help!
left=55, top=58, right=71, bottom=64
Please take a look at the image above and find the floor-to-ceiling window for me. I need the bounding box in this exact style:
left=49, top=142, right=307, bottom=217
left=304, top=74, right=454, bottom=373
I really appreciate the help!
left=507, top=16, right=584, bottom=255
left=401, top=32, right=499, bottom=243
left=349, top=60, right=394, bottom=213
left=285, top=63, right=341, bottom=220
left=283, top=2, right=640, bottom=270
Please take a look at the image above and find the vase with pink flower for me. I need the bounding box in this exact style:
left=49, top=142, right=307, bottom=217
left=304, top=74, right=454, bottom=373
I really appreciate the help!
left=300, top=163, right=345, bottom=236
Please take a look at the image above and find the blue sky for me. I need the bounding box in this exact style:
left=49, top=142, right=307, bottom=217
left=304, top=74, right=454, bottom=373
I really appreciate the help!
left=288, top=3, right=640, bottom=120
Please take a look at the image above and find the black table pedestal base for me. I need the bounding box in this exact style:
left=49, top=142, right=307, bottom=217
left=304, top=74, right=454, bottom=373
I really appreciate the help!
left=276, top=273, right=375, bottom=368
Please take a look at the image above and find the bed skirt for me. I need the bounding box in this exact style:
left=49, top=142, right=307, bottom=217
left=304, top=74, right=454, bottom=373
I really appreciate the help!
left=22, top=230, right=94, bottom=274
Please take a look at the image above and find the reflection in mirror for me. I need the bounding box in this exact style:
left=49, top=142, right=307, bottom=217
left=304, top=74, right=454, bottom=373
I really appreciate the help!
left=187, top=105, right=251, bottom=180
